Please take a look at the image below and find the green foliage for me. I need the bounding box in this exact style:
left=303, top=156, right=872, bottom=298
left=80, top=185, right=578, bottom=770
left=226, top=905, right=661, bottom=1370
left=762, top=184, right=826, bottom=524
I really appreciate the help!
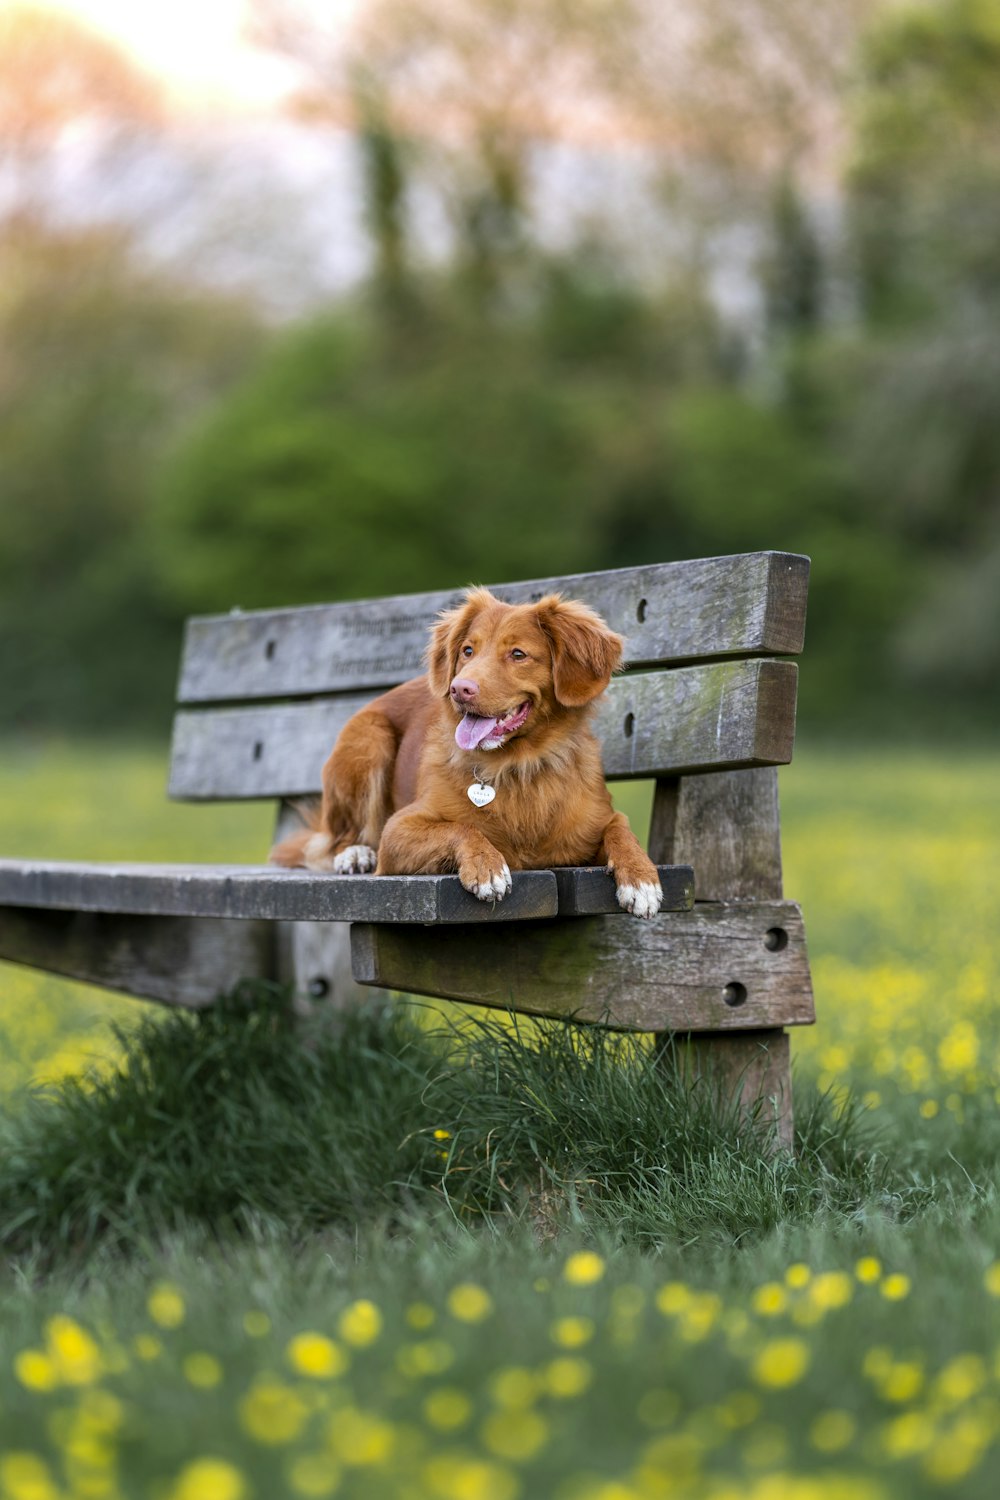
left=0, top=980, right=908, bottom=1267
left=850, top=0, right=1000, bottom=321
left=0, top=226, right=263, bottom=731
left=152, top=273, right=719, bottom=614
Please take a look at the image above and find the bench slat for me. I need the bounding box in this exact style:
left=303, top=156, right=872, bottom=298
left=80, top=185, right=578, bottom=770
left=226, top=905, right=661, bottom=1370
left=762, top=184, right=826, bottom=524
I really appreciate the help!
left=168, top=659, right=797, bottom=800
left=0, top=861, right=694, bottom=925
left=351, top=900, right=814, bottom=1033
left=176, top=553, right=809, bottom=704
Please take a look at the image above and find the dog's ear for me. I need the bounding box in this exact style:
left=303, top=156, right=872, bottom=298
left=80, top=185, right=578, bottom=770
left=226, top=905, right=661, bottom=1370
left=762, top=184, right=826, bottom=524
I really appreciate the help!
left=536, top=595, right=624, bottom=707
left=426, top=587, right=498, bottom=697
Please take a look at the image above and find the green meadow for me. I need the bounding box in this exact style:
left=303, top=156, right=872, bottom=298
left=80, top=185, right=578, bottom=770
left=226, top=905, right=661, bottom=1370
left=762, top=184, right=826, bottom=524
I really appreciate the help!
left=0, top=743, right=999, bottom=1500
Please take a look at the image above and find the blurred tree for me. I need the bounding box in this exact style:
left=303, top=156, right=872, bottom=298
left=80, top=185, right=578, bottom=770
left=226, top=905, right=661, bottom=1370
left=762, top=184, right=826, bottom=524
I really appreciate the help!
left=849, top=0, right=1000, bottom=323
left=0, top=3, right=161, bottom=230
left=0, top=226, right=264, bottom=731
left=152, top=265, right=726, bottom=614
left=842, top=0, right=1000, bottom=700
left=762, top=170, right=824, bottom=341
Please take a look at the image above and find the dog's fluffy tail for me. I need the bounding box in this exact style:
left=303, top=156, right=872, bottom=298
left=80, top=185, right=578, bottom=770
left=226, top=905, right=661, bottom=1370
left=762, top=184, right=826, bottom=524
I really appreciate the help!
left=269, top=799, right=323, bottom=868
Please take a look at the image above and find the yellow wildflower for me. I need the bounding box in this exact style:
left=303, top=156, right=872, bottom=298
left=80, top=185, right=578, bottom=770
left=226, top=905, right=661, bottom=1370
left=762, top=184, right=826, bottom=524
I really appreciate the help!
left=287, top=1453, right=341, bottom=1496
left=544, top=1357, right=593, bottom=1398
left=147, top=1281, right=186, bottom=1329
left=14, top=1349, right=58, bottom=1393
left=809, top=1271, right=853, bottom=1310
left=751, top=1283, right=787, bottom=1316
left=482, top=1408, right=549, bottom=1461
left=751, top=1337, right=810, bottom=1389
left=489, top=1367, right=539, bottom=1409
left=45, top=1315, right=101, bottom=1385
left=288, top=1333, right=349, bottom=1379
left=239, top=1379, right=310, bottom=1444
left=421, top=1455, right=519, bottom=1500
left=563, top=1251, right=606, bottom=1286
left=171, top=1458, right=247, bottom=1500
left=447, top=1284, right=494, bottom=1323
left=550, top=1316, right=595, bottom=1349
left=881, top=1273, right=911, bottom=1301
left=183, top=1353, right=224, bottom=1389
left=0, top=1452, right=60, bottom=1500
left=328, top=1406, right=395, bottom=1466
left=338, top=1299, right=383, bottom=1347
left=423, top=1387, right=473, bottom=1431
left=881, top=1362, right=924, bottom=1403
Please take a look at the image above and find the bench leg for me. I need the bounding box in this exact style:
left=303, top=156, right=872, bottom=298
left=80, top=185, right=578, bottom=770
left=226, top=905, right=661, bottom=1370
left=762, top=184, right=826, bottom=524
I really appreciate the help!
left=662, top=1028, right=793, bottom=1151
left=649, top=770, right=798, bottom=1151
left=276, top=920, right=388, bottom=1017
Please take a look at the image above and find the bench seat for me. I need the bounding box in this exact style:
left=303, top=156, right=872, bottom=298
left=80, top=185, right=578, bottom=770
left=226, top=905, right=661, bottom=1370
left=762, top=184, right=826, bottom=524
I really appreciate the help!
left=0, top=859, right=694, bottom=925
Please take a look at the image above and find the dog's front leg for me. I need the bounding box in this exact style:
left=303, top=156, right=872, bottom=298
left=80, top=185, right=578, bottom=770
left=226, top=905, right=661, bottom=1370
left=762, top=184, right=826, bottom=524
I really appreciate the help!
left=600, top=812, right=663, bottom=920
left=377, top=809, right=513, bottom=902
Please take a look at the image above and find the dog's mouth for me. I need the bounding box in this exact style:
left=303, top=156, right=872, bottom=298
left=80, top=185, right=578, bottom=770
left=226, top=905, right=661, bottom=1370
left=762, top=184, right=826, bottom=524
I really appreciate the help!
left=455, top=700, right=532, bottom=751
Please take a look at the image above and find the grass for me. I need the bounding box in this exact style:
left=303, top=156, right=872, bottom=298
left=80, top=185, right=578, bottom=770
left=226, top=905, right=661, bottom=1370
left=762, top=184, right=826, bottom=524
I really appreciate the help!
left=0, top=740, right=998, bottom=1498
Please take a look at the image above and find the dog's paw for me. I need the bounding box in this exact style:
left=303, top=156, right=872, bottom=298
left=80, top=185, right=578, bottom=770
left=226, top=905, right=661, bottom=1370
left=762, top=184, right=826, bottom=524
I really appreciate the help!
left=615, top=880, right=663, bottom=920
left=332, top=843, right=378, bottom=875
left=459, top=855, right=513, bottom=903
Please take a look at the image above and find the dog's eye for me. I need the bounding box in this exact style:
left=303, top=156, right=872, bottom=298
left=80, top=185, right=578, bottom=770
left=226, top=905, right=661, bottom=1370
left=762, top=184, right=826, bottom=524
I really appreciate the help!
left=462, top=645, right=474, bottom=658
left=511, top=648, right=527, bottom=661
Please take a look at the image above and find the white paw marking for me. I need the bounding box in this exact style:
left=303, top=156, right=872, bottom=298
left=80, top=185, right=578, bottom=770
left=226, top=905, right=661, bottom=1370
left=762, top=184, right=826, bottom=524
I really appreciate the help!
left=332, top=843, right=378, bottom=875
left=472, top=863, right=512, bottom=902
left=303, top=833, right=336, bottom=871
left=616, top=880, right=663, bottom=920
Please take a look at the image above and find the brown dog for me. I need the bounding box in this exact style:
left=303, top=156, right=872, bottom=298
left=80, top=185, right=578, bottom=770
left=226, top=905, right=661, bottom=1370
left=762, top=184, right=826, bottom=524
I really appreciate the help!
left=271, top=588, right=663, bottom=918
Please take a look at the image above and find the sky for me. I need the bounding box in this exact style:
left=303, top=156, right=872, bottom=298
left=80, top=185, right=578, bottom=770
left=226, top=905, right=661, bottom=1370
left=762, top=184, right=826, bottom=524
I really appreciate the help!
left=5, top=0, right=307, bottom=111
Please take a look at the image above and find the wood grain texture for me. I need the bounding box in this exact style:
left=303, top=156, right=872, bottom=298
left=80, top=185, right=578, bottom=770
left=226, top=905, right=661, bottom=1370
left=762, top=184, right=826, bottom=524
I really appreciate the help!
left=648, top=768, right=784, bottom=900
left=0, top=859, right=560, bottom=924
left=0, top=906, right=274, bottom=1008
left=647, top=765, right=795, bottom=1147
left=176, top=552, right=809, bottom=704
left=679, top=1029, right=792, bottom=1140
left=270, top=800, right=384, bottom=1014
left=552, top=866, right=694, bottom=916
left=167, top=659, right=798, bottom=801
left=0, top=860, right=693, bottom=925
left=351, top=900, right=814, bottom=1033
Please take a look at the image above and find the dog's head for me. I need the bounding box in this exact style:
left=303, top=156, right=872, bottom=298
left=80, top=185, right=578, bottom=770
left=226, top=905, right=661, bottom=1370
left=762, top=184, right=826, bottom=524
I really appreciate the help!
left=427, top=587, right=624, bottom=753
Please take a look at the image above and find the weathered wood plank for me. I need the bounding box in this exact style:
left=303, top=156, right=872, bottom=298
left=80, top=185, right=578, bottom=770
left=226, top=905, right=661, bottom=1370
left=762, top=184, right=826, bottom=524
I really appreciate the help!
left=648, top=765, right=794, bottom=1147
left=176, top=553, right=809, bottom=703
left=0, top=860, right=694, bottom=925
left=168, top=658, right=798, bottom=800
left=270, top=800, right=384, bottom=1014
left=553, top=866, right=694, bottom=916
left=0, top=907, right=275, bottom=1009
left=0, top=860, right=560, bottom=925
left=672, top=1029, right=793, bottom=1139
left=648, top=768, right=784, bottom=900
left=350, top=901, right=814, bottom=1033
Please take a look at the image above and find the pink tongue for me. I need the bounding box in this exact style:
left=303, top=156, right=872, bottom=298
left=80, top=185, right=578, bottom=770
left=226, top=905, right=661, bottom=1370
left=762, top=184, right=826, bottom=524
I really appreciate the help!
left=456, top=713, right=500, bottom=750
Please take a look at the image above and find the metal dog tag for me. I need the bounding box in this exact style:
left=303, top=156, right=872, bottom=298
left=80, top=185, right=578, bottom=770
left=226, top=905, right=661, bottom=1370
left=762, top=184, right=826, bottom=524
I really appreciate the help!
left=467, top=782, right=496, bottom=808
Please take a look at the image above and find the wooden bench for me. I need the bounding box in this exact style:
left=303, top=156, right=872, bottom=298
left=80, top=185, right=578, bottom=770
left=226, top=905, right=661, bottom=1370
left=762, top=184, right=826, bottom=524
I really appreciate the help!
left=0, top=552, right=814, bottom=1145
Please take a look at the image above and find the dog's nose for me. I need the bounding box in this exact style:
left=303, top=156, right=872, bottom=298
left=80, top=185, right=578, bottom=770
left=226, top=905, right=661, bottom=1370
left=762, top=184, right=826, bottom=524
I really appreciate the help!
left=450, top=676, right=479, bottom=704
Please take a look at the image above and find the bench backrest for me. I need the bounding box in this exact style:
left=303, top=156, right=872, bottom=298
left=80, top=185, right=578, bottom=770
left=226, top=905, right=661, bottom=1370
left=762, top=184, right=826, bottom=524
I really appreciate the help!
left=168, top=552, right=809, bottom=802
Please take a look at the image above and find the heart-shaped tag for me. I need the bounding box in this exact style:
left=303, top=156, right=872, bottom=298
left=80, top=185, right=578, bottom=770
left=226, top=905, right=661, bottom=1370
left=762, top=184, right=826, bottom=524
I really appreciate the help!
left=467, top=781, right=496, bottom=808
